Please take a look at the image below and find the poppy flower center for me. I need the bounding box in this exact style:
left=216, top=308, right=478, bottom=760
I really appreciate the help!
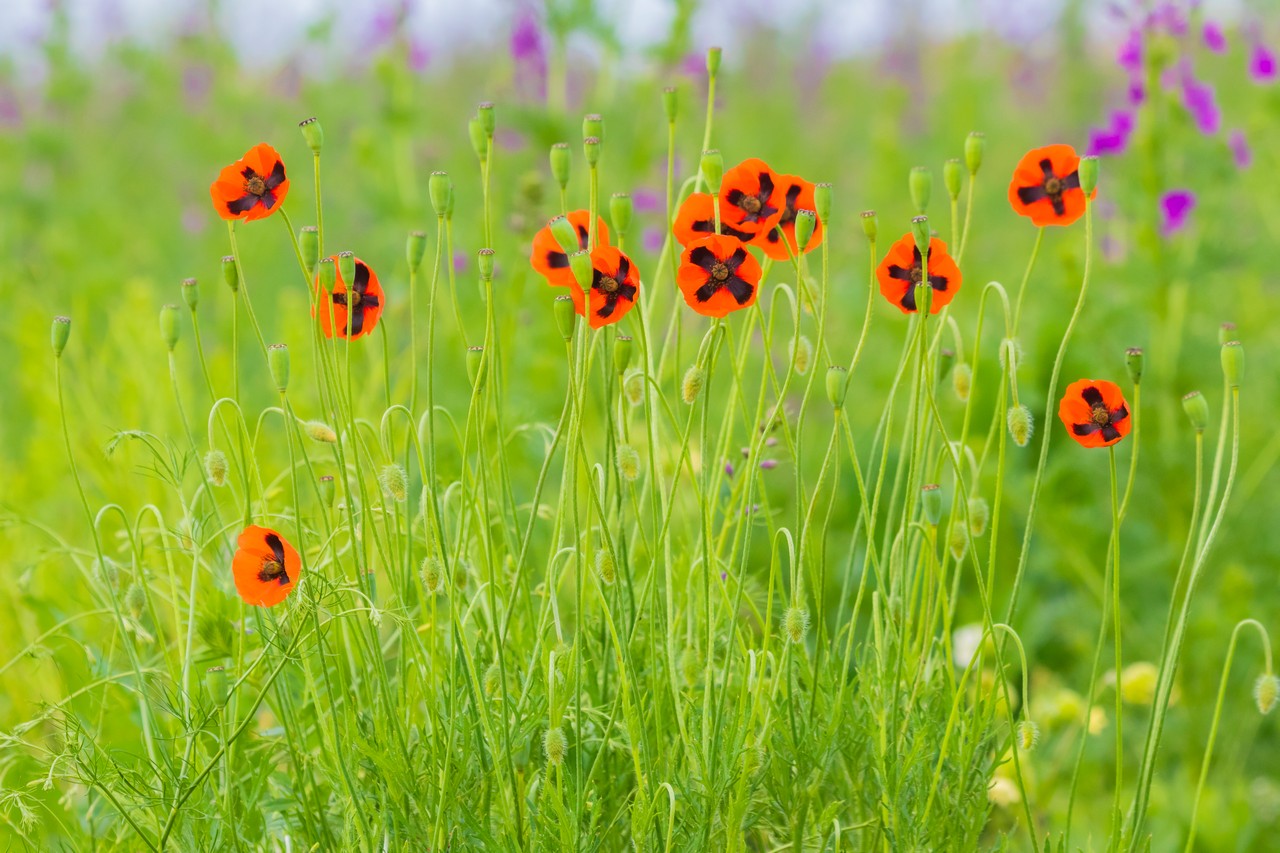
left=347, top=290, right=363, bottom=308
left=909, top=265, right=924, bottom=285
left=1090, top=405, right=1110, bottom=426
left=246, top=175, right=267, bottom=196
left=259, top=558, right=288, bottom=583
left=741, top=196, right=762, bottom=214
left=710, top=262, right=730, bottom=282
left=1043, top=176, right=1063, bottom=196
left=599, top=275, right=619, bottom=294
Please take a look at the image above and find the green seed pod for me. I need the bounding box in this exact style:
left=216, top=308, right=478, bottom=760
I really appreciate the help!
left=298, top=116, right=324, bottom=154
left=553, top=294, right=577, bottom=341
left=305, top=420, right=338, bottom=444
left=181, top=277, right=199, bottom=311
left=1218, top=321, right=1236, bottom=345
left=549, top=215, right=580, bottom=254
left=318, top=475, right=336, bottom=508
left=159, top=304, right=180, bottom=351
left=909, top=166, right=933, bottom=214
left=700, top=149, right=724, bottom=192
left=706, top=46, right=723, bottom=76
left=948, top=523, right=968, bottom=562
left=1015, top=720, right=1040, bottom=751
left=952, top=363, right=972, bottom=401
left=783, top=606, right=809, bottom=644
left=221, top=255, right=239, bottom=292
left=860, top=210, right=878, bottom=243
left=337, top=251, right=356, bottom=289
left=1182, top=391, right=1209, bottom=431
left=616, top=443, right=640, bottom=482
left=943, top=159, right=963, bottom=201
left=429, top=171, right=452, bottom=217
left=582, top=113, right=603, bottom=142
left=316, top=257, right=337, bottom=292
left=568, top=250, right=593, bottom=291
left=477, top=101, right=496, bottom=136
left=813, top=182, right=832, bottom=225
left=1255, top=674, right=1279, bottom=715
left=793, top=209, right=817, bottom=253
left=921, top=484, right=942, bottom=526
left=292, top=225, right=318, bottom=276
left=1221, top=340, right=1243, bottom=387
left=420, top=556, right=444, bottom=594
left=205, top=450, right=228, bottom=487
left=662, top=86, right=678, bottom=122
left=614, top=335, right=634, bottom=374
left=52, top=315, right=71, bottom=357
left=406, top=230, right=427, bottom=272
left=550, top=143, right=571, bottom=190
left=1125, top=347, right=1144, bottom=386
left=477, top=248, right=495, bottom=280
left=964, top=131, right=985, bottom=175
left=1007, top=405, right=1033, bottom=447
left=379, top=464, right=408, bottom=503
left=595, top=549, right=616, bottom=585
left=826, top=365, right=848, bottom=409
left=206, top=665, right=229, bottom=704
left=968, top=496, right=990, bottom=537
left=623, top=369, right=644, bottom=406
left=610, top=193, right=633, bottom=237
left=466, top=346, right=486, bottom=389
left=583, top=136, right=601, bottom=167
left=543, top=726, right=567, bottom=767
left=1078, top=155, right=1099, bottom=196
left=911, top=215, right=931, bottom=254
left=268, top=343, right=290, bottom=393
left=484, top=662, right=502, bottom=697
left=468, top=116, right=488, bottom=161
left=681, top=365, right=705, bottom=404
left=792, top=334, right=813, bottom=375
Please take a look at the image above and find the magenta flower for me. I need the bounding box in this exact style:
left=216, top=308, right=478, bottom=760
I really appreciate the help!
left=631, top=189, right=662, bottom=214
left=642, top=227, right=663, bottom=254
left=453, top=251, right=468, bottom=273
left=510, top=6, right=547, bottom=99
left=1180, top=70, right=1220, bottom=134
left=1202, top=22, right=1227, bottom=53
left=1118, top=29, right=1144, bottom=74
left=1250, top=41, right=1277, bottom=83
left=1087, top=110, right=1135, bottom=157
left=1228, top=129, right=1252, bottom=169
left=1159, top=190, right=1196, bottom=238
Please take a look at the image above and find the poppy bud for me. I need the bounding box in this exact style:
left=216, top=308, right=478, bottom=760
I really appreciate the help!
left=911, top=215, right=930, bottom=254
left=550, top=143, right=571, bottom=190
left=964, top=131, right=985, bottom=175
left=467, top=346, right=486, bottom=389
left=1182, top=391, right=1209, bottom=431
left=909, top=167, right=933, bottom=214
left=681, top=365, right=705, bottom=404
left=921, top=484, right=942, bottom=526
left=477, top=101, right=496, bottom=136
left=316, top=257, right=337, bottom=291
left=610, top=193, right=633, bottom=237
left=1255, top=674, right=1279, bottom=715
left=544, top=726, right=567, bottom=767
left=553, top=294, right=576, bottom=341
left=783, top=606, right=809, bottom=644
left=826, top=365, right=848, bottom=408
left=860, top=210, right=878, bottom=243
left=52, top=315, right=71, bottom=357
left=420, top=556, right=444, bottom=594
left=468, top=117, right=488, bottom=162
left=160, top=304, right=180, bottom=351
left=406, top=230, right=427, bottom=272
left=700, top=149, right=724, bottom=192
left=791, top=334, right=813, bottom=375
left=1218, top=321, right=1236, bottom=345
left=299, top=116, right=324, bottom=154
left=125, top=580, right=146, bottom=618
left=429, top=171, right=452, bottom=217
left=1125, top=347, right=1144, bottom=386
left=205, top=450, right=228, bottom=487
left=595, top=549, right=616, bottom=585
left=943, top=159, right=963, bottom=201
left=1221, top=340, right=1243, bottom=387
left=337, top=252, right=356, bottom=289
left=1015, top=720, right=1040, bottom=751
left=662, top=86, right=678, bottom=122
left=477, top=248, right=495, bottom=280
left=952, top=363, right=972, bottom=401
left=968, top=496, right=989, bottom=537
left=583, top=136, right=601, bottom=167
left=793, top=209, right=817, bottom=253
left=206, top=665, right=229, bottom=704
left=616, top=443, right=640, bottom=482
left=568, top=250, right=593, bottom=291
left=318, top=474, right=336, bottom=508
left=706, top=46, right=723, bottom=76
left=1078, top=156, right=1099, bottom=196
left=379, top=464, right=408, bottom=503
left=813, top=182, right=832, bottom=225
left=582, top=113, right=603, bottom=142
left=614, top=334, right=634, bottom=374
left=300, top=226, right=320, bottom=274
left=221, top=255, right=239, bottom=292
left=266, top=344, right=289, bottom=393
left=623, top=369, right=644, bottom=406
left=948, top=524, right=968, bottom=562
left=1007, top=405, right=1033, bottom=447
left=181, top=277, right=199, bottom=311
left=305, top=421, right=338, bottom=443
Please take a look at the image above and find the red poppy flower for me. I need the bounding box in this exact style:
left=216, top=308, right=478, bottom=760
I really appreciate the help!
left=754, top=174, right=824, bottom=261
left=677, top=234, right=762, bottom=318
left=1008, top=144, right=1095, bottom=227
left=1058, top=379, right=1131, bottom=448
left=875, top=234, right=962, bottom=314
left=719, top=158, right=786, bottom=237
left=314, top=255, right=384, bottom=340
left=567, top=246, right=639, bottom=329
left=672, top=192, right=754, bottom=247
left=210, top=143, right=290, bottom=223
left=232, top=525, right=300, bottom=607
left=530, top=210, right=611, bottom=288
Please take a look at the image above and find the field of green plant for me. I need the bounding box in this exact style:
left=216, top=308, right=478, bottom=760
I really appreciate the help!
left=1, top=2, right=1278, bottom=850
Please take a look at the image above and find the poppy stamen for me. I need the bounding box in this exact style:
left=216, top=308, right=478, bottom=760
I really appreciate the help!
left=258, top=557, right=290, bottom=585
left=246, top=173, right=267, bottom=196
left=741, top=196, right=762, bottom=214
left=599, top=275, right=619, bottom=294
left=1090, top=405, right=1110, bottom=426
left=710, top=262, right=730, bottom=282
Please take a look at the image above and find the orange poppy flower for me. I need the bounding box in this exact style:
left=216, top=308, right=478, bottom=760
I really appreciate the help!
left=210, top=143, right=290, bottom=222
left=314, top=255, right=384, bottom=339
left=530, top=210, right=611, bottom=288
left=568, top=246, right=639, bottom=329
left=676, top=234, right=762, bottom=318
left=232, top=525, right=300, bottom=607
left=1008, top=144, right=1095, bottom=227
left=1058, top=379, right=1131, bottom=448
left=876, top=234, right=962, bottom=314
left=755, top=174, right=824, bottom=261
left=719, top=158, right=786, bottom=237
left=672, top=192, right=754, bottom=247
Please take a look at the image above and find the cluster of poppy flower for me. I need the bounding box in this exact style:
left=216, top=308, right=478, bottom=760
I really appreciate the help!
left=209, top=134, right=1124, bottom=607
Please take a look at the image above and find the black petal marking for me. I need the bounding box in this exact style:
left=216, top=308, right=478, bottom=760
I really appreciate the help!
left=259, top=533, right=292, bottom=585
left=1080, top=386, right=1105, bottom=407
left=265, top=159, right=286, bottom=190
left=689, top=246, right=718, bottom=272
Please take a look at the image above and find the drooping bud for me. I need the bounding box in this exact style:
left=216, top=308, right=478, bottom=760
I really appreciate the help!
left=429, top=171, right=451, bottom=217
left=948, top=523, right=968, bottom=562
left=826, top=365, right=848, bottom=409
left=706, top=46, right=723, bottom=76
left=1007, top=405, right=1033, bottom=447
left=549, top=143, right=570, bottom=191
left=1078, top=155, right=1099, bottom=196
left=181, top=277, right=199, bottom=311
left=1255, top=674, right=1279, bottom=715
left=793, top=209, right=817, bottom=253
left=792, top=334, right=813, bottom=375
left=1221, top=340, right=1243, bottom=387
left=583, top=136, right=601, bottom=167
left=268, top=343, right=290, bottom=393
left=813, top=183, right=832, bottom=225
left=595, top=549, right=616, bottom=585
left=160, top=304, right=180, bottom=351
left=968, top=496, right=990, bottom=537
left=1015, top=720, right=1040, bottom=751
left=221, top=255, right=239, bottom=292
left=468, top=117, right=488, bottom=162
left=610, top=193, right=633, bottom=237
left=662, top=86, right=678, bottom=123
left=1182, top=391, right=1209, bottom=431
left=204, top=450, right=228, bottom=487
left=124, top=580, right=146, bottom=618
left=379, top=464, right=408, bottom=503
left=52, top=316, right=71, bottom=357
left=700, top=149, right=724, bottom=192
left=613, top=335, right=634, bottom=374
left=406, top=231, right=427, bottom=272
left=681, top=365, right=705, bottom=404
left=909, top=167, right=933, bottom=214
left=420, top=556, right=444, bottom=594
left=623, top=369, right=644, bottom=406
left=544, top=726, right=567, bottom=767
left=305, top=420, right=337, bottom=443
left=582, top=113, right=603, bottom=142
left=477, top=248, right=495, bottom=280
left=952, top=363, right=972, bottom=401
left=337, top=251, right=356, bottom=289
left=943, top=159, right=963, bottom=201
left=783, top=606, right=809, bottom=644
left=553, top=294, right=576, bottom=341
left=616, top=443, right=640, bottom=482
left=568, top=250, right=594, bottom=291
left=921, top=484, right=942, bottom=526
left=964, top=132, right=985, bottom=175
left=299, top=116, right=324, bottom=154
left=1125, top=347, right=1144, bottom=386
left=477, top=101, right=496, bottom=136
left=860, top=210, right=878, bottom=243
left=466, top=346, right=486, bottom=389
left=318, top=475, right=336, bottom=508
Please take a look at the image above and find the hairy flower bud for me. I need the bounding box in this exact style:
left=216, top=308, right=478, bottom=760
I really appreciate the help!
left=681, top=365, right=705, bottom=404
left=616, top=443, right=640, bottom=482
left=792, top=334, right=813, bottom=376
left=968, top=496, right=990, bottom=537
left=1015, top=720, right=1040, bottom=751
left=305, top=420, right=338, bottom=444
left=783, top=606, right=809, bottom=644
left=543, top=726, right=567, bottom=767
left=379, top=464, right=408, bottom=503
left=952, top=363, right=973, bottom=401
left=1255, top=674, right=1279, bottom=715
left=595, top=549, right=616, bottom=585
left=1007, top=405, right=1033, bottom=447
left=205, top=450, right=228, bottom=487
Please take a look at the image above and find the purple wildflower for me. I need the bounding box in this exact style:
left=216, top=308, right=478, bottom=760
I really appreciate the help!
left=759, top=460, right=778, bottom=470
left=631, top=189, right=662, bottom=214
left=408, top=38, right=430, bottom=73
left=1202, top=22, right=1227, bottom=53
left=725, top=460, right=735, bottom=478
left=1087, top=110, right=1135, bottom=157
left=1159, top=190, right=1196, bottom=238
left=1250, top=41, right=1277, bottom=84
left=1149, top=2, right=1187, bottom=37
left=1118, top=29, right=1144, bottom=74
left=642, top=227, right=663, bottom=254
left=1127, top=81, right=1146, bottom=105
left=453, top=251, right=468, bottom=273
left=511, top=6, right=547, bottom=99
left=1180, top=70, right=1220, bottom=134
left=1228, top=129, right=1252, bottom=169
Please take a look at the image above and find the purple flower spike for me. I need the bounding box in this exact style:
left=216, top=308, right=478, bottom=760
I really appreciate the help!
left=453, top=251, right=468, bottom=273
left=1202, top=22, right=1227, bottom=54
left=1229, top=129, right=1252, bottom=169
left=1181, top=72, right=1220, bottom=134
left=642, top=227, right=663, bottom=254
left=510, top=6, right=547, bottom=98
left=1159, top=190, right=1196, bottom=238
left=631, top=189, right=662, bottom=214
left=1250, top=41, right=1278, bottom=84
left=1118, top=29, right=1144, bottom=74
left=1087, top=110, right=1135, bottom=157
